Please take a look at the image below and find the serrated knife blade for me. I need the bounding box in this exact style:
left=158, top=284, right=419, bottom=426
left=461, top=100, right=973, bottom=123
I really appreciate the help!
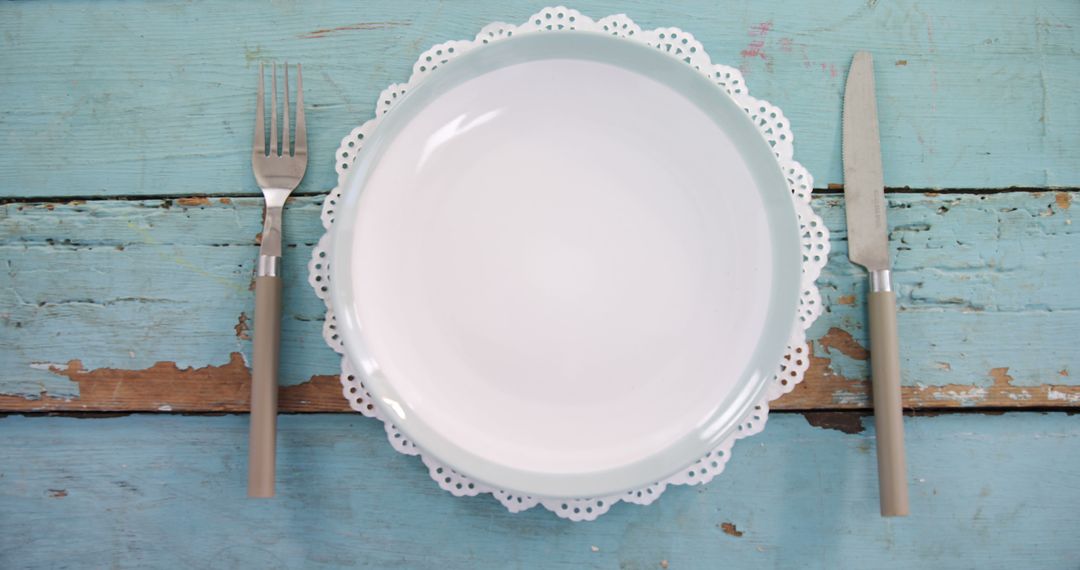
left=843, top=52, right=889, bottom=272
left=842, top=51, right=909, bottom=517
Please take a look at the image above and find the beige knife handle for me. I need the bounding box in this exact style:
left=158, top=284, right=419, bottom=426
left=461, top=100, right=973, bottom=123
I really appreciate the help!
left=868, top=283, right=909, bottom=516
left=248, top=274, right=281, bottom=498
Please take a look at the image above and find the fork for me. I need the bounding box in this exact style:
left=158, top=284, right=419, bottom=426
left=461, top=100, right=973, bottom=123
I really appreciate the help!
left=249, top=62, right=307, bottom=498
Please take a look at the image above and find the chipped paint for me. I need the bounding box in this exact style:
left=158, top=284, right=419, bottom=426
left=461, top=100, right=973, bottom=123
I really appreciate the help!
left=2, top=194, right=1077, bottom=413
left=176, top=196, right=211, bottom=207
left=0, top=354, right=346, bottom=412
left=1007, top=390, right=1032, bottom=401
left=234, top=312, right=250, bottom=340
left=1048, top=388, right=1080, bottom=403
left=720, top=522, right=744, bottom=537
left=836, top=295, right=856, bottom=305
left=773, top=348, right=1080, bottom=410
left=1055, top=192, right=1071, bottom=209
left=6, top=346, right=1080, bottom=412
left=818, top=327, right=869, bottom=360
left=931, top=386, right=988, bottom=405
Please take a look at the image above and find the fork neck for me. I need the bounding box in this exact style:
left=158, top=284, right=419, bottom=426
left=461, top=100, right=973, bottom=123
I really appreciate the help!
left=258, top=194, right=287, bottom=275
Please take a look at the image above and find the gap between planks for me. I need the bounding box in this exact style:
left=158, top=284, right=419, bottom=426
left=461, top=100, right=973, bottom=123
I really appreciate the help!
left=2, top=343, right=1077, bottom=414
left=1, top=187, right=1077, bottom=206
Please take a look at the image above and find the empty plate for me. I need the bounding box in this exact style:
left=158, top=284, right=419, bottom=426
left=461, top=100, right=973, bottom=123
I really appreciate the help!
left=330, top=32, right=801, bottom=498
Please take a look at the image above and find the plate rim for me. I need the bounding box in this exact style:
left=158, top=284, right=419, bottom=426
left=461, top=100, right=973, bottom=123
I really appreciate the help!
left=329, top=31, right=802, bottom=499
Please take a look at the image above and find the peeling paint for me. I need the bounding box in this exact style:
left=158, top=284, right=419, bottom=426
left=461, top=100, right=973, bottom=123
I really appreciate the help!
left=176, top=196, right=211, bottom=207
left=836, top=295, right=856, bottom=305
left=777, top=346, right=1080, bottom=410
left=818, top=327, right=869, bottom=360
left=235, top=312, right=250, bottom=340
left=931, top=386, right=988, bottom=405
left=0, top=354, right=345, bottom=412
left=1048, top=388, right=1080, bottom=403
left=7, top=345, right=1076, bottom=413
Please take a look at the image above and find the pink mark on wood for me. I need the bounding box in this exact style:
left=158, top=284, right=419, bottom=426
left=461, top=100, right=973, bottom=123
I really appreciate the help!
left=741, top=40, right=767, bottom=59
left=779, top=38, right=793, bottom=52
left=749, top=21, right=773, bottom=36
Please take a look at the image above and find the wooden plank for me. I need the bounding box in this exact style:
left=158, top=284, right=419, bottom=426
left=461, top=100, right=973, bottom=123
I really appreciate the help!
left=1, top=413, right=1077, bottom=568
left=1, top=191, right=1076, bottom=411
left=0, top=0, right=1078, bottom=199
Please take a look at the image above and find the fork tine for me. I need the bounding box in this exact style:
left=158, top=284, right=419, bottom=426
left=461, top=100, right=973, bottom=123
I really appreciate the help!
left=253, top=62, right=265, bottom=156
left=270, top=64, right=278, bottom=156
left=283, top=63, right=291, bottom=157
left=294, top=63, right=306, bottom=156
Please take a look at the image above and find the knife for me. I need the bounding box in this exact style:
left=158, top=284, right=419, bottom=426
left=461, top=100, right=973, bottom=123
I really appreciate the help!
left=843, top=51, right=909, bottom=517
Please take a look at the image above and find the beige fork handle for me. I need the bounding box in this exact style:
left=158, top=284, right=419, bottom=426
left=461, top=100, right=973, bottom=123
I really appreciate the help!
left=248, top=275, right=281, bottom=498
left=868, top=289, right=909, bottom=516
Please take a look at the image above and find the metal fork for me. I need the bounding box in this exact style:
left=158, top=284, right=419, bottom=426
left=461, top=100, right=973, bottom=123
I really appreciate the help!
left=249, top=62, right=307, bottom=498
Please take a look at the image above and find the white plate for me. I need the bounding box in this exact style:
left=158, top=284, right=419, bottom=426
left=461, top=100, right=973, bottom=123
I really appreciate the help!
left=331, top=32, right=801, bottom=498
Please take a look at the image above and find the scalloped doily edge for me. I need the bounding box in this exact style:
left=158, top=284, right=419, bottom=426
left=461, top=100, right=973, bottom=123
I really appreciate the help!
left=306, top=6, right=830, bottom=521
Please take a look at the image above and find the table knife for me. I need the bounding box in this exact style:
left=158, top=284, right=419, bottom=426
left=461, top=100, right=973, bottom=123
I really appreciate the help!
left=843, top=51, right=909, bottom=517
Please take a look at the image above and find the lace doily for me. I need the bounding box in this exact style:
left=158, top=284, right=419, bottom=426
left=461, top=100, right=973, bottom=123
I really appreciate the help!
left=307, top=6, right=829, bottom=521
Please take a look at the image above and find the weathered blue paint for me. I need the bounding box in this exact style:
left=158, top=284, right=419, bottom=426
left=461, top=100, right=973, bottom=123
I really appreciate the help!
left=0, top=413, right=1077, bottom=568
left=2, top=192, right=1075, bottom=404
left=1, top=0, right=1078, bottom=564
left=0, top=0, right=1078, bottom=199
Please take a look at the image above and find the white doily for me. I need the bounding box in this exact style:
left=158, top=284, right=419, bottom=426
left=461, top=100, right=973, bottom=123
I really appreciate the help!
left=308, top=6, right=829, bottom=521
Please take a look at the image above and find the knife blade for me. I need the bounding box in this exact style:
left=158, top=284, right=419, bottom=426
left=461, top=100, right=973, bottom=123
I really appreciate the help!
left=843, top=52, right=888, bottom=273
left=842, top=51, right=910, bottom=517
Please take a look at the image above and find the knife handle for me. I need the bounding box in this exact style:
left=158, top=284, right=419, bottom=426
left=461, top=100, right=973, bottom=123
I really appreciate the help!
left=248, top=273, right=281, bottom=498
left=868, top=274, right=909, bottom=516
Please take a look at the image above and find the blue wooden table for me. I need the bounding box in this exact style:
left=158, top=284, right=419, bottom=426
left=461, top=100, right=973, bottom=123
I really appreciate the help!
left=1, top=1, right=1078, bottom=568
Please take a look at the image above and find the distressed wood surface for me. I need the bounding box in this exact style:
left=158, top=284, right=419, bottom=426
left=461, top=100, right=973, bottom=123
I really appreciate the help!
left=0, top=0, right=1078, bottom=199
left=2, top=191, right=1076, bottom=412
left=2, top=1, right=1080, bottom=565
left=2, top=413, right=1078, bottom=568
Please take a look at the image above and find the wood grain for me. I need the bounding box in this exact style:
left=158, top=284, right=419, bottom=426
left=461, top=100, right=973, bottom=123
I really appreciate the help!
left=1, top=191, right=1076, bottom=411
left=0, top=0, right=1078, bottom=199
left=2, top=413, right=1078, bottom=567
left=2, top=1, right=1079, bottom=564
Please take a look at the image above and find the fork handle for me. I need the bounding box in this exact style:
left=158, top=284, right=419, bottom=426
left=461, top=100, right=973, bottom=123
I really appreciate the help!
left=248, top=272, right=281, bottom=498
